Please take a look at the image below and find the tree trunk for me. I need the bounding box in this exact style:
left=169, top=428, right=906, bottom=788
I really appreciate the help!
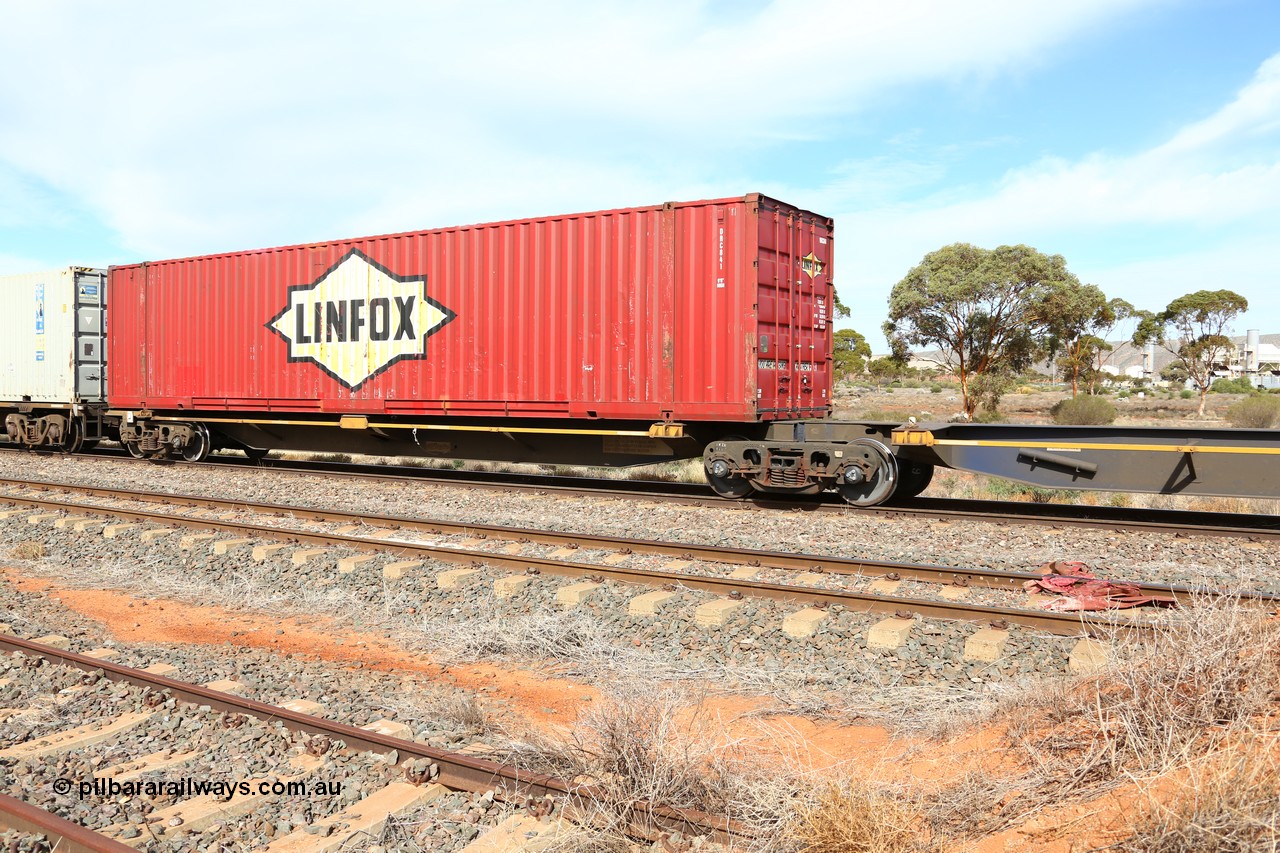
left=959, top=371, right=975, bottom=416
left=1198, top=387, right=1209, bottom=417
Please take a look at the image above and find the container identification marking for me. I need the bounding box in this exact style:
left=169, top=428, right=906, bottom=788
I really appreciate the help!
left=267, top=249, right=456, bottom=390
left=717, top=226, right=725, bottom=288
left=34, top=283, right=45, bottom=362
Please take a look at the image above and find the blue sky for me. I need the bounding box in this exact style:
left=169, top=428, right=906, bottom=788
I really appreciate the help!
left=1, top=1, right=1277, bottom=351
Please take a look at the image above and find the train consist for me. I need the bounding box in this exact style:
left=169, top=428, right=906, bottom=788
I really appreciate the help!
left=4, top=193, right=1280, bottom=506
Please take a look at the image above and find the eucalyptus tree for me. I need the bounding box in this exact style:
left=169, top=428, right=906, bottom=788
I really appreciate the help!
left=1043, top=286, right=1134, bottom=396
left=833, top=328, right=872, bottom=379
left=883, top=243, right=1080, bottom=415
left=1133, top=290, right=1249, bottom=417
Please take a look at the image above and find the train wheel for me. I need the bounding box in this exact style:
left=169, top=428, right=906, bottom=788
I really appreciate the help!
left=887, top=461, right=934, bottom=502
left=705, top=459, right=754, bottom=498
left=60, top=420, right=84, bottom=454
left=836, top=439, right=898, bottom=507
left=125, top=441, right=147, bottom=459
left=180, top=424, right=211, bottom=462
left=704, top=435, right=754, bottom=498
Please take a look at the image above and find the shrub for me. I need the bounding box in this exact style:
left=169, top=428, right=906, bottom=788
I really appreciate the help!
left=9, top=541, right=45, bottom=560
left=1225, top=395, right=1280, bottom=428
left=1006, top=598, right=1280, bottom=782
left=1209, top=376, right=1257, bottom=394
left=789, top=782, right=925, bottom=853
left=929, top=384, right=943, bottom=394
left=1050, top=395, right=1117, bottom=425
left=985, top=478, right=1078, bottom=503
left=1179, top=389, right=1195, bottom=399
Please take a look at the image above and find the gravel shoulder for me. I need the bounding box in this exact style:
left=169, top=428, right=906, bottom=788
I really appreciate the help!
left=0, top=453, right=1273, bottom=593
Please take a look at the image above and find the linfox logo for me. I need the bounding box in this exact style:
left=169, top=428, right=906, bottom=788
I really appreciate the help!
left=799, top=252, right=824, bottom=280
left=267, top=249, right=456, bottom=390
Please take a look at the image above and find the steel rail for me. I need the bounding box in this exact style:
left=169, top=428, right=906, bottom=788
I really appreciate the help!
left=0, top=634, right=745, bottom=844
left=5, top=445, right=1280, bottom=540
left=4, top=477, right=1274, bottom=609
left=0, top=490, right=1173, bottom=637
left=0, top=793, right=136, bottom=853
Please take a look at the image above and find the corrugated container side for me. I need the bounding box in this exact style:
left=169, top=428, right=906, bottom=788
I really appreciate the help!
left=0, top=268, right=80, bottom=403
left=108, top=195, right=832, bottom=423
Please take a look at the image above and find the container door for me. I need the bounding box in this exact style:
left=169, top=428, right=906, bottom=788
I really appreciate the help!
left=756, top=203, right=833, bottom=418
left=73, top=269, right=107, bottom=402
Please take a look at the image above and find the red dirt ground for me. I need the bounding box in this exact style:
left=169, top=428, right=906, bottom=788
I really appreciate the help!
left=1, top=565, right=1198, bottom=851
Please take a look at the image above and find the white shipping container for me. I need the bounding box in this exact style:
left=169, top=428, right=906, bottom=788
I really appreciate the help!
left=0, top=267, right=107, bottom=404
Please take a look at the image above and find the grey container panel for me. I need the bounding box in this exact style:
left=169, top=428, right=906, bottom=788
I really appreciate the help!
left=73, top=269, right=107, bottom=403
left=77, top=364, right=105, bottom=399
left=78, top=336, right=104, bottom=363
left=77, top=307, right=102, bottom=335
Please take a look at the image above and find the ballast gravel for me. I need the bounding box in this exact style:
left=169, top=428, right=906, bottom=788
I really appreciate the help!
left=1, top=451, right=1235, bottom=849
left=0, top=452, right=1272, bottom=593
left=0, top=613, right=517, bottom=851
left=2, top=512, right=1079, bottom=706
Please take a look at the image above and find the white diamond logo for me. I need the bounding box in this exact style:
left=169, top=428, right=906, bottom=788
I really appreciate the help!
left=267, top=249, right=455, bottom=390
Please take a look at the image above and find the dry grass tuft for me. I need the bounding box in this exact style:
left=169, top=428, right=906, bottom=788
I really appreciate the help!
left=306, top=452, right=353, bottom=464
left=1116, top=743, right=1280, bottom=852
left=54, top=555, right=366, bottom=624
left=8, top=541, right=46, bottom=560
left=1007, top=598, right=1280, bottom=785
left=386, top=691, right=492, bottom=738
left=894, top=598, right=1280, bottom=844
left=789, top=781, right=933, bottom=853
left=500, top=683, right=809, bottom=852
left=416, top=607, right=629, bottom=673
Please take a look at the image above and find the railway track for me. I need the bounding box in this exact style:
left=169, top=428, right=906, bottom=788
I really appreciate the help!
left=4, top=444, right=1279, bottom=541
left=0, top=634, right=739, bottom=851
left=3, top=478, right=1275, bottom=646
left=4, top=478, right=1277, bottom=849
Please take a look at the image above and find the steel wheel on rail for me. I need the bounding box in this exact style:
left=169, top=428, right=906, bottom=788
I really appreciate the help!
left=59, top=419, right=84, bottom=454
left=704, top=436, right=754, bottom=499
left=180, top=424, right=211, bottom=462
left=887, top=461, right=934, bottom=502
left=124, top=441, right=147, bottom=459
left=836, top=438, right=899, bottom=507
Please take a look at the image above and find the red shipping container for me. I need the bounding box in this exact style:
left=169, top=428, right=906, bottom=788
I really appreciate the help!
left=107, top=194, right=833, bottom=424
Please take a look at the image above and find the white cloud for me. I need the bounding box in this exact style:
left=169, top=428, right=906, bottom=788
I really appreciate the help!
left=1080, top=235, right=1280, bottom=326
left=0, top=0, right=1154, bottom=256
left=0, top=252, right=55, bottom=273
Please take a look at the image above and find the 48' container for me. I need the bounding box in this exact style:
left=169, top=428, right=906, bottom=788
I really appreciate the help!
left=107, top=194, right=833, bottom=463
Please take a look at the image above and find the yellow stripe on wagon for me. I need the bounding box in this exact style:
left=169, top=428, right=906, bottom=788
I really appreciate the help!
left=891, top=428, right=1280, bottom=455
